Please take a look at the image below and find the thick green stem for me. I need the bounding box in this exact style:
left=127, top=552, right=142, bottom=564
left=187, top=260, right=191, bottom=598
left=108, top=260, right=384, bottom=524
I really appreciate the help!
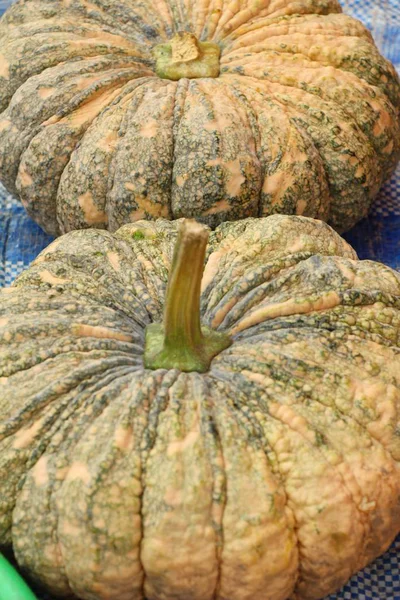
left=144, top=220, right=231, bottom=373
left=164, top=220, right=205, bottom=351
left=154, top=32, right=220, bottom=81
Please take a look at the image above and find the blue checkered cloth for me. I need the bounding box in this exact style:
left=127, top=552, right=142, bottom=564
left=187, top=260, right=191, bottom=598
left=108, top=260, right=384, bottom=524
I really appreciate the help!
left=1, top=1, right=400, bottom=599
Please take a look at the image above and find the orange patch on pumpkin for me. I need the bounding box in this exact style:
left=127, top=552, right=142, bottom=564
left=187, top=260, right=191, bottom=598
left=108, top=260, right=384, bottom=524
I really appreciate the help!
left=125, top=185, right=169, bottom=220
left=97, top=130, right=118, bottom=152
left=32, top=456, right=49, bottom=486
left=206, top=157, right=245, bottom=197
left=202, top=197, right=231, bottom=216
left=67, top=87, right=123, bottom=126
left=224, top=158, right=245, bottom=197
left=107, top=251, right=121, bottom=271
left=373, top=109, right=392, bottom=137
left=382, top=140, right=394, bottom=154
left=175, top=174, right=189, bottom=187
left=164, top=486, right=183, bottom=507
left=72, top=323, right=133, bottom=343
left=59, top=522, right=82, bottom=537
left=114, top=426, right=134, bottom=451
left=39, top=270, right=69, bottom=285
left=268, top=402, right=317, bottom=444
left=38, top=87, right=56, bottom=99
left=140, top=119, right=158, bottom=138
left=75, top=74, right=106, bottom=91
left=336, top=263, right=356, bottom=283
left=43, top=86, right=123, bottom=129
left=229, top=291, right=341, bottom=334
left=241, top=370, right=275, bottom=387
left=288, top=237, right=311, bottom=254
left=207, top=157, right=223, bottom=167
left=263, top=171, right=296, bottom=205
left=17, top=163, right=34, bottom=188
left=202, top=251, right=223, bottom=292
left=0, top=119, right=11, bottom=132
left=204, top=115, right=232, bottom=132
left=65, top=461, right=91, bottom=484
left=42, top=114, right=59, bottom=126
left=167, top=431, right=200, bottom=456
left=296, top=198, right=308, bottom=214
left=80, top=0, right=104, bottom=12
left=355, top=165, right=364, bottom=179
left=78, top=191, right=107, bottom=225
left=13, top=419, right=44, bottom=450
left=74, top=29, right=139, bottom=52
left=0, top=54, right=10, bottom=79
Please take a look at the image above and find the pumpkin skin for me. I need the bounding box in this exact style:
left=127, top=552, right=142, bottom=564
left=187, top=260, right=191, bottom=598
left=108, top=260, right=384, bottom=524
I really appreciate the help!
left=0, top=1, right=400, bottom=236
left=1, top=215, right=400, bottom=600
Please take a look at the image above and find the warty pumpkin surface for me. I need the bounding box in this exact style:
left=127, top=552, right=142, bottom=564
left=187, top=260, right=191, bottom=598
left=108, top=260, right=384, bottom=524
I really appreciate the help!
left=0, top=0, right=400, bottom=235
left=1, top=214, right=400, bottom=600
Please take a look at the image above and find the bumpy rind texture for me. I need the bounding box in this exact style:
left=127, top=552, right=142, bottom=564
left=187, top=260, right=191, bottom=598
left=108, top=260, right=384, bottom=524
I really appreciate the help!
left=0, top=0, right=400, bottom=235
left=1, top=214, right=400, bottom=600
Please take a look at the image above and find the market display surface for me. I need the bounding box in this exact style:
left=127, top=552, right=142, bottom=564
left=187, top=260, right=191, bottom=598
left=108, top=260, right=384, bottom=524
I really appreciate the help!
left=1, top=0, right=400, bottom=599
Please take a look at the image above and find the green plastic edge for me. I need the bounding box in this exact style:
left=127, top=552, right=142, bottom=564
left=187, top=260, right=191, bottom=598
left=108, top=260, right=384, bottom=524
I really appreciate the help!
left=0, top=553, right=38, bottom=600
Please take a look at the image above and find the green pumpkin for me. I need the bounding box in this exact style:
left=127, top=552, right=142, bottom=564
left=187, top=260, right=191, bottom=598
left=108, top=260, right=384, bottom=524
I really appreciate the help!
left=0, top=0, right=400, bottom=235
left=0, top=215, right=400, bottom=600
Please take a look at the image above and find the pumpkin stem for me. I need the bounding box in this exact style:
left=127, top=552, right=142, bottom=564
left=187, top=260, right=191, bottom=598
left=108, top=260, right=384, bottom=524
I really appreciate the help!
left=144, top=219, right=231, bottom=373
left=154, top=32, right=220, bottom=80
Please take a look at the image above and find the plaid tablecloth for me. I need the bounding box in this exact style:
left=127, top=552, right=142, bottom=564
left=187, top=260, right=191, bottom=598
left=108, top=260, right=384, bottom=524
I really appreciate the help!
left=1, top=1, right=400, bottom=599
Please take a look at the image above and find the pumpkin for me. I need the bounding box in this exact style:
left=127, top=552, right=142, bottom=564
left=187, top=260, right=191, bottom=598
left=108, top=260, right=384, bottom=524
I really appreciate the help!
left=0, top=1, right=400, bottom=236
left=1, top=214, right=400, bottom=600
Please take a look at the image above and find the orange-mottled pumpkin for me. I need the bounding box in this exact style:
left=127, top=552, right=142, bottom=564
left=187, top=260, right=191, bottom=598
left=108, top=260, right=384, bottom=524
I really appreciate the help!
left=1, top=215, right=400, bottom=600
left=0, top=0, right=400, bottom=235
